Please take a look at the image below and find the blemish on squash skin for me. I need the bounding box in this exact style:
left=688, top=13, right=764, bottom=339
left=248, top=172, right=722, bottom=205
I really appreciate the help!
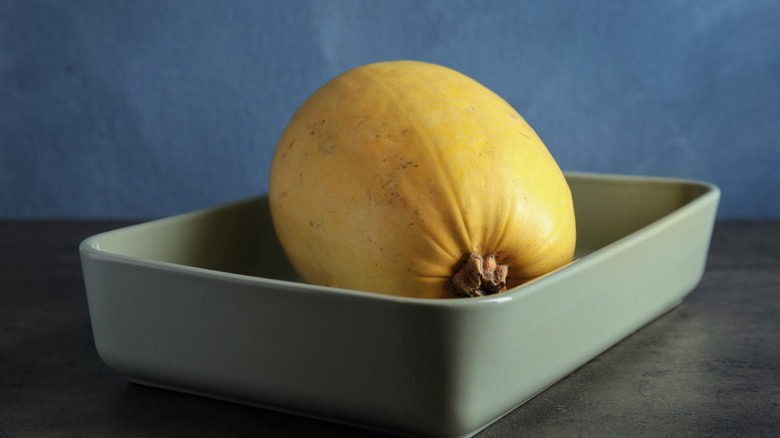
left=380, top=176, right=401, bottom=205
left=310, top=120, right=326, bottom=136
left=395, top=161, right=417, bottom=170
left=317, top=141, right=334, bottom=154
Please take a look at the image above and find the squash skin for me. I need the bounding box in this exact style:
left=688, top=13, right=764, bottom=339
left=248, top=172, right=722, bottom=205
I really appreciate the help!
left=269, top=60, right=575, bottom=299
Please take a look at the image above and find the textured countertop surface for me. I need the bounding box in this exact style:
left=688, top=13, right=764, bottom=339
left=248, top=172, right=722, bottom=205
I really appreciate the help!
left=2, top=219, right=778, bottom=437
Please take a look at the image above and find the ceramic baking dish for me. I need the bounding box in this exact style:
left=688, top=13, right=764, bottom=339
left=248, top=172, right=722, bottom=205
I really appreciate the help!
left=80, top=172, right=720, bottom=437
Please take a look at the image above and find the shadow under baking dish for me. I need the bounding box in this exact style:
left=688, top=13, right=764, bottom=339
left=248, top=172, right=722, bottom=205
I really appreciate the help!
left=80, top=172, right=720, bottom=438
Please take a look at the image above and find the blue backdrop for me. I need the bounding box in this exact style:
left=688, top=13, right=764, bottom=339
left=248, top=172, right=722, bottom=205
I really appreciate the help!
left=2, top=0, right=779, bottom=219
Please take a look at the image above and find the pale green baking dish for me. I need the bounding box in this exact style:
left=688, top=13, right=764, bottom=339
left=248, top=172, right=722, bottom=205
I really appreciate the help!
left=80, top=172, right=720, bottom=437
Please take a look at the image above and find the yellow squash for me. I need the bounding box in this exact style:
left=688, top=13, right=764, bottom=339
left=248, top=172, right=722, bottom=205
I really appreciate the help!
left=269, top=60, right=575, bottom=299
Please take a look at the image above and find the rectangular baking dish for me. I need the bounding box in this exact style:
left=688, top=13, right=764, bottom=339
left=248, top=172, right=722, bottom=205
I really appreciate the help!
left=80, top=172, right=720, bottom=437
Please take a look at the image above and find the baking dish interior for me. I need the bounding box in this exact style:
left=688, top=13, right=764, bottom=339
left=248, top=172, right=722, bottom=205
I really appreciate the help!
left=87, top=172, right=715, bottom=281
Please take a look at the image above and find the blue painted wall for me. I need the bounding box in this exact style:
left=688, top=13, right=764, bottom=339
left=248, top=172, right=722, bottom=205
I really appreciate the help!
left=2, top=0, right=779, bottom=218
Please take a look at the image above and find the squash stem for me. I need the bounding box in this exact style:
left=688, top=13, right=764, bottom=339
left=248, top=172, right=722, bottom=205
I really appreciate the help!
left=451, top=253, right=508, bottom=298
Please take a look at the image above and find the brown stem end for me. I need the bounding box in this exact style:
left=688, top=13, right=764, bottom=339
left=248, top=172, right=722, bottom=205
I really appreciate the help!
left=451, top=253, right=508, bottom=298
